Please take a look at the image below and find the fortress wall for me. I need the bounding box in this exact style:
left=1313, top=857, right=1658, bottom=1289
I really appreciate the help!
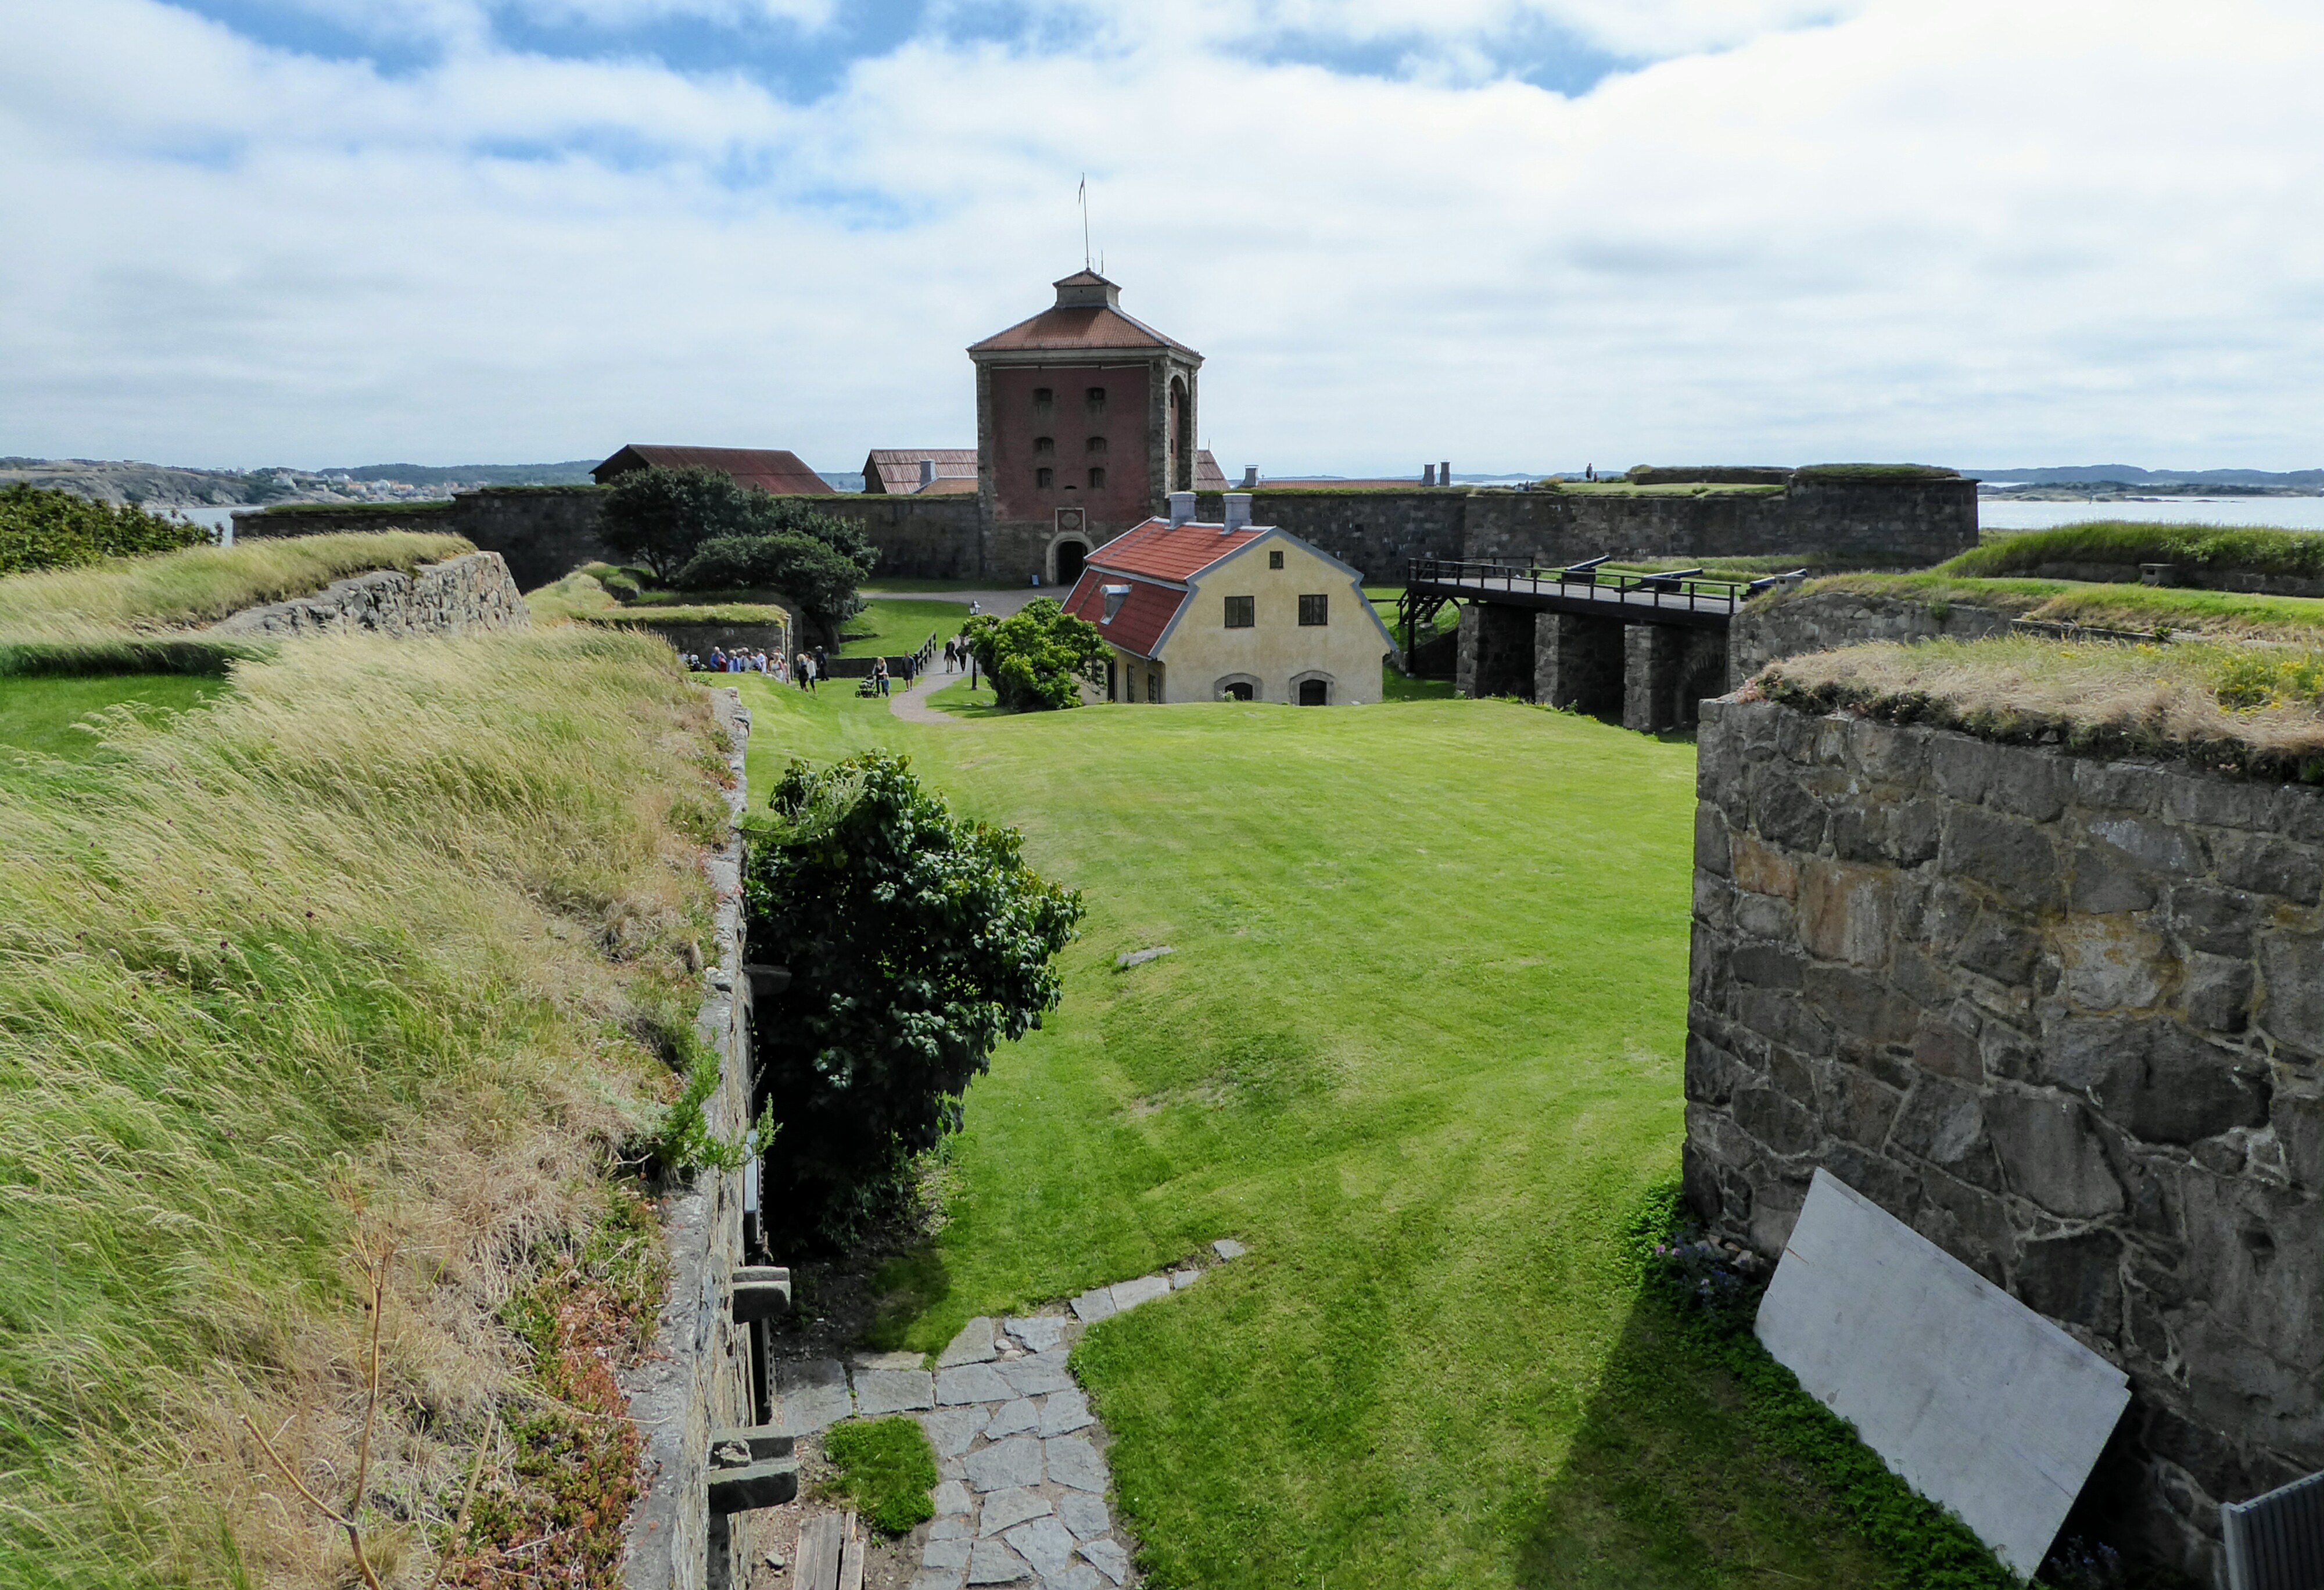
left=1728, top=588, right=2019, bottom=680
left=208, top=551, right=529, bottom=636
left=1687, top=696, right=2324, bottom=1585
left=821, top=495, right=981, bottom=581
left=1191, top=490, right=1468, bottom=580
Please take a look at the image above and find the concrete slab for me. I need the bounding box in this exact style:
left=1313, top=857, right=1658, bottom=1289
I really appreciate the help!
left=1110, top=1275, right=1172, bottom=1312
left=852, top=1369, right=935, bottom=1416
left=939, top=1316, right=999, bottom=1367
left=935, top=1363, right=1014, bottom=1406
left=774, top=1359, right=854, bottom=1433
left=1755, top=1168, right=2131, bottom=1578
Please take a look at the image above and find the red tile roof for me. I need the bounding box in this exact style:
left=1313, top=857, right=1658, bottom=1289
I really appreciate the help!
left=862, top=448, right=977, bottom=495
left=1194, top=450, right=1229, bottom=490
left=969, top=304, right=1197, bottom=356
left=1061, top=568, right=1186, bottom=659
left=593, top=444, right=833, bottom=494
left=1085, top=518, right=1262, bottom=582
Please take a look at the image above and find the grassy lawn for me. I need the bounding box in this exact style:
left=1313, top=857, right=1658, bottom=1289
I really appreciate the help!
left=726, top=679, right=1905, bottom=1588
left=0, top=673, right=229, bottom=779
left=837, top=596, right=971, bottom=657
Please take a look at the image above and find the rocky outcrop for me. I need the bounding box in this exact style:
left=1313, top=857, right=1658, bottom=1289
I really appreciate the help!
left=209, top=551, right=528, bottom=636
left=1687, top=696, right=2324, bottom=1585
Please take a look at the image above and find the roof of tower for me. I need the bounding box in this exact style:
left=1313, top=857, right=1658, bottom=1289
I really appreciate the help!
left=969, top=272, right=1201, bottom=360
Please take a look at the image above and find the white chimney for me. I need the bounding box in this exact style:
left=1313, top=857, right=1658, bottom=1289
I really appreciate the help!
left=1242, top=466, right=1258, bottom=488
left=918, top=458, right=936, bottom=489
left=1168, top=491, right=1196, bottom=526
left=1223, top=494, right=1252, bottom=531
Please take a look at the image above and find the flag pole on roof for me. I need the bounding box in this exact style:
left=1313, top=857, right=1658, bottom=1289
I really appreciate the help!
left=1079, top=175, right=1090, bottom=270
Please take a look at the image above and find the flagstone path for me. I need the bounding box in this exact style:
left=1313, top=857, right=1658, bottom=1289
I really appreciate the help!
left=773, top=1239, right=1249, bottom=1590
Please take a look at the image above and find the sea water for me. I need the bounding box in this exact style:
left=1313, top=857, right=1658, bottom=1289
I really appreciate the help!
left=1980, top=497, right=2324, bottom=533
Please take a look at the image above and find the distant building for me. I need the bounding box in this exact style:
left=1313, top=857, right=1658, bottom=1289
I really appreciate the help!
left=862, top=448, right=978, bottom=496
left=969, top=271, right=1203, bottom=587
left=1059, top=492, right=1396, bottom=706
left=591, top=444, right=833, bottom=495
left=1192, top=450, right=1231, bottom=490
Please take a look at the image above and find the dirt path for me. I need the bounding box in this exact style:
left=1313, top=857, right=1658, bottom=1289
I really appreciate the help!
left=889, top=664, right=959, bottom=726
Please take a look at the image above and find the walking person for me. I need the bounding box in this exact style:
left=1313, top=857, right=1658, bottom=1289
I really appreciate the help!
left=874, top=656, right=890, bottom=697
left=794, top=651, right=810, bottom=690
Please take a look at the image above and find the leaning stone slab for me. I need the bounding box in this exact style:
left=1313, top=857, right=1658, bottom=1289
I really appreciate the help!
left=939, top=1316, right=999, bottom=1367
left=998, top=1351, right=1075, bottom=1399
left=1110, top=1275, right=1172, bottom=1312
left=1045, top=1435, right=1108, bottom=1494
left=1038, top=1388, right=1094, bottom=1438
left=1078, top=1537, right=1131, bottom=1586
left=1212, top=1237, right=1247, bottom=1261
left=853, top=1368, right=935, bottom=1416
left=981, top=1397, right=1039, bottom=1439
left=936, top=1363, right=1016, bottom=1405
left=1003, top=1516, right=1081, bottom=1579
left=964, top=1434, right=1045, bottom=1492
left=1070, top=1288, right=1116, bottom=1324
left=774, top=1358, right=853, bottom=1433
left=966, top=1539, right=1031, bottom=1585
left=1059, top=1491, right=1111, bottom=1541
left=978, top=1486, right=1052, bottom=1536
left=1168, top=1269, right=1202, bottom=1290
left=1755, top=1169, right=2129, bottom=1578
left=921, top=1408, right=988, bottom=1458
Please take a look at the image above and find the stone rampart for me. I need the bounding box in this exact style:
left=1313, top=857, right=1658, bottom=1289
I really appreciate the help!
left=209, top=551, right=528, bottom=636
left=1686, top=697, right=2324, bottom=1584
left=1728, top=588, right=2018, bottom=680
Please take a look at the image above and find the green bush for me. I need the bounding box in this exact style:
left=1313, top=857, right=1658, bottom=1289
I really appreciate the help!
left=0, top=484, right=210, bottom=575
left=959, top=598, right=1109, bottom=711
left=743, top=753, right=1082, bottom=1248
left=822, top=1417, right=939, bottom=1534
left=1792, top=463, right=1961, bottom=483
left=600, top=466, right=876, bottom=590
left=1942, top=521, right=2324, bottom=580
left=677, top=533, right=866, bottom=644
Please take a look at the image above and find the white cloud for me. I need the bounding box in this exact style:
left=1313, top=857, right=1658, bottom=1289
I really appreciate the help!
left=5, top=0, right=2324, bottom=470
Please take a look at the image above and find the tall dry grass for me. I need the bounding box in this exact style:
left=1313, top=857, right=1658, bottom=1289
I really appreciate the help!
left=0, top=532, right=475, bottom=640
left=0, top=627, right=727, bottom=1587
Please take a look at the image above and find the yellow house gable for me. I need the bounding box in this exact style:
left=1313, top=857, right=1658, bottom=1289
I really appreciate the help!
left=1145, top=530, right=1394, bottom=705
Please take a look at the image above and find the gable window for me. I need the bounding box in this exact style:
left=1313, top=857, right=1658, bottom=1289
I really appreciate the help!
left=1223, top=595, right=1254, bottom=629
left=1299, top=594, right=1328, bottom=626
left=1037, top=467, right=1055, bottom=489
left=1269, top=550, right=1284, bottom=569
left=1034, top=436, right=1055, bottom=455
left=1086, top=386, right=1107, bottom=415
left=1088, top=466, right=1106, bottom=489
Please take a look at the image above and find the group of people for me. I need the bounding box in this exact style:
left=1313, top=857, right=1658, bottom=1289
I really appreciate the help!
left=686, top=630, right=984, bottom=698
left=691, top=645, right=783, bottom=679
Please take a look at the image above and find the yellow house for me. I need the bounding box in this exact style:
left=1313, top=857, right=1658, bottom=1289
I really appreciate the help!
left=1060, top=492, right=1397, bottom=705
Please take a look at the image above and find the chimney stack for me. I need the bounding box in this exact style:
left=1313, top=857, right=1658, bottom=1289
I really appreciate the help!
left=1223, top=494, right=1252, bottom=532
left=1441, top=460, right=1452, bottom=488
left=1422, top=464, right=1437, bottom=487
left=1242, top=466, right=1258, bottom=488
left=918, top=458, right=936, bottom=490
left=1168, top=491, right=1196, bottom=527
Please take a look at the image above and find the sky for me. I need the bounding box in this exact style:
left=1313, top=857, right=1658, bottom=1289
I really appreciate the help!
left=6, top=0, right=2324, bottom=475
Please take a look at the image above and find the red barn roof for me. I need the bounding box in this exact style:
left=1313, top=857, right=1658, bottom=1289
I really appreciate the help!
left=863, top=448, right=977, bottom=495
left=592, top=444, right=833, bottom=494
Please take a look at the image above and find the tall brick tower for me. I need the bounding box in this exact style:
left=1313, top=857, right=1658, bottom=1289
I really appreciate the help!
left=969, top=271, right=1202, bottom=587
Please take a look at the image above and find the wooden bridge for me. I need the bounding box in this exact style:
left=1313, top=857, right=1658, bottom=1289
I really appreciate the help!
left=1399, top=557, right=1798, bottom=732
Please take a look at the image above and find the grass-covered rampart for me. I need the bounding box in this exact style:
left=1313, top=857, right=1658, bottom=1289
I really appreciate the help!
left=1946, top=520, right=2324, bottom=580
left=0, top=630, right=730, bottom=1587
left=0, top=531, right=476, bottom=640
left=1785, top=570, right=2324, bottom=643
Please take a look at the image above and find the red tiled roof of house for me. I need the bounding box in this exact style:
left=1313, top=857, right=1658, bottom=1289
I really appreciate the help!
left=862, top=448, right=977, bottom=494
left=1085, top=518, right=1263, bottom=583
left=1061, top=568, right=1186, bottom=659
left=592, top=444, right=833, bottom=494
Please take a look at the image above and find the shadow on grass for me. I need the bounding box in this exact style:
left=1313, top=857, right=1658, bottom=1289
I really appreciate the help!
left=863, top=1244, right=953, bottom=1351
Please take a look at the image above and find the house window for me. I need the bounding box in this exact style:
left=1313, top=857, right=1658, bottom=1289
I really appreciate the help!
left=1107, top=659, right=1117, bottom=701
left=1088, top=467, right=1106, bottom=489
left=1224, top=595, right=1254, bottom=628
left=1269, top=550, right=1284, bottom=569
left=1037, top=467, right=1055, bottom=489
left=1298, top=594, right=1329, bottom=626
left=1087, top=386, right=1107, bottom=415
left=1086, top=436, right=1107, bottom=454
left=1034, top=436, right=1055, bottom=455
left=1299, top=679, right=1328, bottom=706
left=1146, top=671, right=1159, bottom=703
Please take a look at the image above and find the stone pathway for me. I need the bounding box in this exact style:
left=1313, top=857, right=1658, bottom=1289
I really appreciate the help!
left=889, top=665, right=958, bottom=726
left=773, top=1239, right=1249, bottom=1590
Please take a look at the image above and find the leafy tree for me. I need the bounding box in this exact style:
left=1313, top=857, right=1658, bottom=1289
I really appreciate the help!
left=959, top=598, right=1109, bottom=712
left=743, top=753, right=1083, bottom=1248
left=597, top=466, right=756, bottom=582
left=0, top=485, right=209, bottom=576
left=677, top=532, right=869, bottom=645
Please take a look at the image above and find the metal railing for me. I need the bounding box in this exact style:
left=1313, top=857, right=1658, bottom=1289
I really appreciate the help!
left=1405, top=555, right=1801, bottom=616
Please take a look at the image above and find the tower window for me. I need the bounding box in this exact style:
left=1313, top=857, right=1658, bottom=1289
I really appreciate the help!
left=1037, top=467, right=1055, bottom=489
left=1087, top=466, right=1106, bottom=489
left=1033, top=386, right=1053, bottom=409
left=1269, top=550, right=1284, bottom=569
left=1086, top=436, right=1107, bottom=454
left=1086, top=386, right=1107, bottom=415
left=1034, top=436, right=1055, bottom=455
left=1224, top=595, right=1254, bottom=629
left=1299, top=594, right=1329, bottom=626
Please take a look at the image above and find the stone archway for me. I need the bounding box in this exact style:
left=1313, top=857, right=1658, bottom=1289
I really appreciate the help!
left=1290, top=669, right=1335, bottom=706
left=1055, top=539, right=1088, bottom=585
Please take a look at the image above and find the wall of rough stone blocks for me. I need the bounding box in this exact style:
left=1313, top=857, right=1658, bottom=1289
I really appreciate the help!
left=1685, top=695, right=2324, bottom=1585
left=208, top=551, right=529, bottom=636
left=620, top=690, right=762, bottom=1590
left=1728, top=588, right=2018, bottom=681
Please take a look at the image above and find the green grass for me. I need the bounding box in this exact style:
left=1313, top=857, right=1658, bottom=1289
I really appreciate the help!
left=0, top=674, right=228, bottom=778
left=835, top=597, right=969, bottom=657
left=0, top=530, right=475, bottom=638
left=1938, top=519, right=2324, bottom=580
left=821, top=1417, right=939, bottom=1535
left=1796, top=569, right=2324, bottom=641
left=729, top=680, right=1932, bottom=1588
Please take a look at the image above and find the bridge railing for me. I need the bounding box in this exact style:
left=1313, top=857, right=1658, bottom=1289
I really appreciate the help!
left=1406, top=558, right=1792, bottom=617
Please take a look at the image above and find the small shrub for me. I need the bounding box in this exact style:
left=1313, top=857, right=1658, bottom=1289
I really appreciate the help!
left=822, top=1418, right=939, bottom=1535
left=0, top=484, right=210, bottom=575
left=959, top=598, right=1109, bottom=712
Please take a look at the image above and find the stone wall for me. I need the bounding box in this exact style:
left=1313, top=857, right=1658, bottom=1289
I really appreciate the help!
left=1728, top=588, right=2018, bottom=680
left=234, top=490, right=609, bottom=593
left=1194, top=489, right=1471, bottom=577
left=1685, top=696, right=2324, bottom=1584
left=620, top=689, right=763, bottom=1590
left=824, top=495, right=983, bottom=582
left=209, top=551, right=529, bottom=636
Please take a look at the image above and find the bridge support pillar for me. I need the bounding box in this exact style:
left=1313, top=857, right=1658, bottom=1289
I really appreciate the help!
left=1534, top=612, right=1623, bottom=715
left=1624, top=624, right=1730, bottom=733
left=1457, top=604, right=1534, bottom=699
